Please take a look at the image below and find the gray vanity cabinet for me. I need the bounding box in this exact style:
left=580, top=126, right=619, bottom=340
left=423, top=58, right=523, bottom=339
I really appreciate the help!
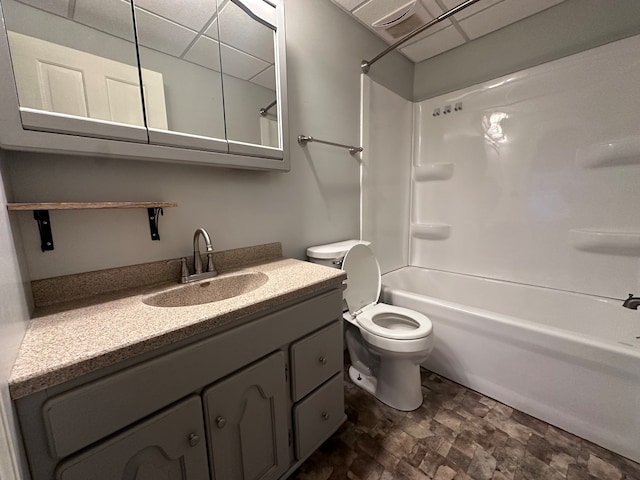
left=203, top=352, right=289, bottom=480
left=55, top=396, right=209, bottom=480
left=15, top=288, right=345, bottom=480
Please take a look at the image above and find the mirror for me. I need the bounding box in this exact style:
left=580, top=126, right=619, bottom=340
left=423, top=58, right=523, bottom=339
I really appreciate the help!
left=2, top=0, right=157, bottom=141
left=133, top=0, right=227, bottom=151
left=1, top=0, right=285, bottom=160
left=217, top=0, right=280, bottom=150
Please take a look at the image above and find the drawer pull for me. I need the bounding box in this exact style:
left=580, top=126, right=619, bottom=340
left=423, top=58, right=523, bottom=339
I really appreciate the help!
left=322, top=411, right=330, bottom=421
left=216, top=416, right=227, bottom=429
left=188, top=433, right=200, bottom=447
left=318, top=355, right=327, bottom=365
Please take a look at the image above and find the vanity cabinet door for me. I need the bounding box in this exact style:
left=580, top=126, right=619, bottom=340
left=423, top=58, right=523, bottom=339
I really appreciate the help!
left=55, top=396, right=209, bottom=480
left=203, top=351, right=289, bottom=480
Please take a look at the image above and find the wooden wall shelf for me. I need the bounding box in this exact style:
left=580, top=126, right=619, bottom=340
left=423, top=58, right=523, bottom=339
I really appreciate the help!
left=7, top=201, right=177, bottom=211
left=6, top=202, right=177, bottom=251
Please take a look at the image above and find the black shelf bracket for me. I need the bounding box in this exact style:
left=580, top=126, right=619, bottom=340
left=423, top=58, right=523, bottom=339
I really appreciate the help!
left=147, top=207, right=164, bottom=241
left=34, top=210, right=54, bottom=252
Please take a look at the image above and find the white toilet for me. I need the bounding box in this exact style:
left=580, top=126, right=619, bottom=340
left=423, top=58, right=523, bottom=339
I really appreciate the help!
left=307, top=241, right=434, bottom=411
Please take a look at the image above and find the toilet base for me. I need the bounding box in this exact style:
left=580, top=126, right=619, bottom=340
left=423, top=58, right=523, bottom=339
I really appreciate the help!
left=348, top=365, right=377, bottom=396
left=349, top=359, right=424, bottom=412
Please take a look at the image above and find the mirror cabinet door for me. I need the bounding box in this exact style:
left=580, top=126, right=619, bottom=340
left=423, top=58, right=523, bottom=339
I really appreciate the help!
left=217, top=0, right=283, bottom=159
left=133, top=0, right=227, bottom=152
left=2, top=0, right=151, bottom=142
left=1, top=0, right=287, bottom=167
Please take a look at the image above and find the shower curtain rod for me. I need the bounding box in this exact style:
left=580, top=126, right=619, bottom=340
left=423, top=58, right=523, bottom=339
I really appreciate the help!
left=260, top=99, right=277, bottom=116
left=298, top=135, right=363, bottom=155
left=361, top=0, right=482, bottom=73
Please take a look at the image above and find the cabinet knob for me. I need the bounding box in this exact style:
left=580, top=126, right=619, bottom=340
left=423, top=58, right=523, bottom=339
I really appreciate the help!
left=216, top=416, right=227, bottom=429
left=322, top=411, right=330, bottom=421
left=318, top=355, right=327, bottom=365
left=188, top=433, right=200, bottom=447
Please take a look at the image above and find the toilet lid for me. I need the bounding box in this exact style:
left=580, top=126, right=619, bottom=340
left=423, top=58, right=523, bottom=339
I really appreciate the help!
left=341, top=244, right=380, bottom=315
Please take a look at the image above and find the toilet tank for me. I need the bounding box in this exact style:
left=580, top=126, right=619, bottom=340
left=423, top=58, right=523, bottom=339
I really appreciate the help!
left=306, top=240, right=371, bottom=269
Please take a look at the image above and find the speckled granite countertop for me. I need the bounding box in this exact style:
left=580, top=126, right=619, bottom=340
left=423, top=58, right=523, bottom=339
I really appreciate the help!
left=9, top=248, right=346, bottom=400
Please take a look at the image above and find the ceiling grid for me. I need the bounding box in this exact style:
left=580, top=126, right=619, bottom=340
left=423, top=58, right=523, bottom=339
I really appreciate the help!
left=331, top=0, right=566, bottom=63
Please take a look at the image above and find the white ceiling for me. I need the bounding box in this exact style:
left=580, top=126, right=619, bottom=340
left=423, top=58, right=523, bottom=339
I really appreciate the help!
left=15, top=0, right=277, bottom=90
left=330, top=0, right=566, bottom=63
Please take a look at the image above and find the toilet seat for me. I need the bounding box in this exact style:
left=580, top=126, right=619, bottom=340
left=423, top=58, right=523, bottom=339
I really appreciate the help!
left=342, top=244, right=432, bottom=341
left=357, top=304, right=432, bottom=340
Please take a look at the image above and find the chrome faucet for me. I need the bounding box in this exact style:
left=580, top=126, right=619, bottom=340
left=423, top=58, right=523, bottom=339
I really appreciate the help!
left=622, top=294, right=640, bottom=310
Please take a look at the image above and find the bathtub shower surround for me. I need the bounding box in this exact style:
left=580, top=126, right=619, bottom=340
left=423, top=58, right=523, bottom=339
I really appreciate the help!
left=381, top=268, right=640, bottom=463
left=411, top=34, right=640, bottom=300
left=359, top=33, right=640, bottom=464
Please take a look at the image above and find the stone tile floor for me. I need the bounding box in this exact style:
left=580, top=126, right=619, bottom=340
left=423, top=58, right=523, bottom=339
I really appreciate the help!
left=290, top=368, right=640, bottom=480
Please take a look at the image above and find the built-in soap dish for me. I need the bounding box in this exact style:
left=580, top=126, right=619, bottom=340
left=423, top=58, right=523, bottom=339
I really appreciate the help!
left=414, top=163, right=454, bottom=181
left=575, top=137, right=640, bottom=168
left=411, top=223, right=451, bottom=240
left=569, top=229, right=640, bottom=256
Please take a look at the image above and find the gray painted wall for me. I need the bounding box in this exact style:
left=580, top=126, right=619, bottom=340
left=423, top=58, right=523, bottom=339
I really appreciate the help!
left=414, top=0, right=640, bottom=101
left=0, top=154, right=31, bottom=480
left=5, top=0, right=413, bottom=280
left=0, top=0, right=412, bottom=473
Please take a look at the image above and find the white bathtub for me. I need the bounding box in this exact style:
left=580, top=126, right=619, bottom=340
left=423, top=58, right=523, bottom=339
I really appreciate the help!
left=381, top=266, right=640, bottom=463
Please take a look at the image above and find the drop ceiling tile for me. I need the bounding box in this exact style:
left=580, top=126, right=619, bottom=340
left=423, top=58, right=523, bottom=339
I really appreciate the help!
left=459, top=0, right=564, bottom=40
left=399, top=15, right=449, bottom=48
left=250, top=65, right=276, bottom=91
left=73, top=0, right=136, bottom=41
left=440, top=0, right=503, bottom=21
left=353, top=0, right=418, bottom=26
left=334, top=0, right=368, bottom=12
left=133, top=0, right=217, bottom=32
left=400, top=24, right=465, bottom=62
left=204, top=18, right=219, bottom=40
left=419, top=0, right=443, bottom=16
left=135, top=7, right=197, bottom=57
left=17, top=0, right=70, bottom=17
left=183, top=35, right=221, bottom=71
left=218, top=1, right=275, bottom=63
left=220, top=43, right=270, bottom=80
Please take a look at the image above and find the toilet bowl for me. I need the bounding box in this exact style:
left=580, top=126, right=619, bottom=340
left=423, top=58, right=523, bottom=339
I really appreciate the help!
left=307, top=241, right=433, bottom=411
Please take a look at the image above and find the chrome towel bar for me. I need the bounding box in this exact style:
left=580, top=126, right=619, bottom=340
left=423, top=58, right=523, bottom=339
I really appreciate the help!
left=298, top=135, right=363, bottom=155
left=260, top=99, right=277, bottom=116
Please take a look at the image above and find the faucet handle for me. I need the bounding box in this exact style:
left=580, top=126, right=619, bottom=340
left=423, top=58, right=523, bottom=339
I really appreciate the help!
left=167, top=257, right=190, bottom=283
left=206, top=253, right=218, bottom=276
left=178, top=257, right=189, bottom=283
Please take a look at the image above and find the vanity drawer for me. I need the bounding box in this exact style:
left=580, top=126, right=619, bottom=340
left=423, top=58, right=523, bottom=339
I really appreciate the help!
left=290, top=321, right=342, bottom=401
left=292, top=373, right=345, bottom=460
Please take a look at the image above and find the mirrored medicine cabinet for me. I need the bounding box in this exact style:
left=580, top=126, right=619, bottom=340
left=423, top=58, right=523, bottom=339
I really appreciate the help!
left=0, top=0, right=288, bottom=170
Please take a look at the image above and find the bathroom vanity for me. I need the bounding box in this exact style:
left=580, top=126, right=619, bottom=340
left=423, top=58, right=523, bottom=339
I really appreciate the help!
left=10, top=246, right=346, bottom=479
